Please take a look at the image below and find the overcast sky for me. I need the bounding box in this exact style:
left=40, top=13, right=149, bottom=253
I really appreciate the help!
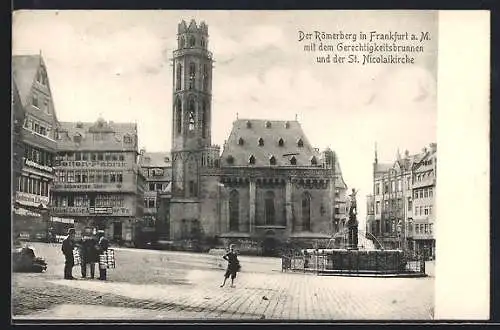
left=12, top=10, right=438, bottom=225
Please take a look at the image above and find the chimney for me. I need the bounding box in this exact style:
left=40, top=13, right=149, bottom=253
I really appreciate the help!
left=422, top=147, right=427, bottom=154
left=429, top=143, right=437, bottom=152
left=404, top=149, right=410, bottom=158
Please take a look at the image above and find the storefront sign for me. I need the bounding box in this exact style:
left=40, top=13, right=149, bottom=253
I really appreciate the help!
left=24, top=159, right=53, bottom=173
left=52, top=206, right=132, bottom=216
left=58, top=161, right=127, bottom=168
left=15, top=192, right=50, bottom=207
left=52, top=183, right=124, bottom=190
left=14, top=207, right=42, bottom=217
left=89, top=207, right=113, bottom=215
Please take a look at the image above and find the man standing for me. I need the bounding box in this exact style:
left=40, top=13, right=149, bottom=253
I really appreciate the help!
left=220, top=244, right=240, bottom=288
left=61, top=228, right=76, bottom=280
left=97, top=230, right=109, bottom=280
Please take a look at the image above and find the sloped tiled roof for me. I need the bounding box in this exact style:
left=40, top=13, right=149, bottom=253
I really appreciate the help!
left=139, top=152, right=172, bottom=167
left=374, top=163, right=392, bottom=173
left=56, top=119, right=138, bottom=151
left=221, top=119, right=322, bottom=167
left=12, top=55, right=42, bottom=107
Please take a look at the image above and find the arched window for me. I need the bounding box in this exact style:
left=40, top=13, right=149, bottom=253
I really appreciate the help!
left=246, top=121, right=252, bottom=128
left=249, top=155, right=255, bottom=165
left=188, top=36, right=196, bottom=47
left=201, top=100, right=207, bottom=138
left=258, top=138, right=264, bottom=146
left=229, top=190, right=239, bottom=232
left=188, top=99, right=195, bottom=131
left=189, top=63, right=196, bottom=90
left=203, top=64, right=209, bottom=91
left=297, top=138, right=304, bottom=147
left=176, top=98, right=182, bottom=134
left=290, top=156, right=297, bottom=165
left=302, top=192, right=311, bottom=231
left=176, top=64, right=182, bottom=91
left=226, top=155, right=234, bottom=164
left=238, top=138, right=244, bottom=145
left=269, top=155, right=276, bottom=165
left=310, top=156, right=317, bottom=166
left=180, top=36, right=185, bottom=48
left=278, top=138, right=284, bottom=147
left=265, top=191, right=275, bottom=225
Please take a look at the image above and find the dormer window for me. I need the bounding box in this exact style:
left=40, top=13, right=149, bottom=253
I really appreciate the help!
left=278, top=138, right=284, bottom=147
left=249, top=155, right=256, bottom=165
left=123, top=135, right=132, bottom=144
left=265, top=121, right=272, bottom=128
left=246, top=121, right=252, bottom=128
left=310, top=156, right=317, bottom=166
left=269, top=155, right=276, bottom=165
left=258, top=138, right=264, bottom=146
left=290, top=156, right=297, bottom=165
left=227, top=155, right=234, bottom=165
left=238, top=138, right=244, bottom=145
left=297, top=138, right=304, bottom=148
left=284, top=121, right=290, bottom=129
left=73, top=133, right=82, bottom=144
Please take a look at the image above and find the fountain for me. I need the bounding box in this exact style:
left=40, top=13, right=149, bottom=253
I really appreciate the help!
left=285, top=188, right=426, bottom=277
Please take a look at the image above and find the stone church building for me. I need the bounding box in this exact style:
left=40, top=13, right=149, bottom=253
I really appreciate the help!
left=159, top=20, right=349, bottom=254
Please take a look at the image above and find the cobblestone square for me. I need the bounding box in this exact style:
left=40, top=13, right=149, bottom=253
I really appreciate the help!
left=12, top=243, right=434, bottom=321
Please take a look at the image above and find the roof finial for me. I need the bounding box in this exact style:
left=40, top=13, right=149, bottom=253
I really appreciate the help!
left=295, top=114, right=298, bottom=121
left=236, top=112, right=239, bottom=119
left=374, top=142, right=378, bottom=164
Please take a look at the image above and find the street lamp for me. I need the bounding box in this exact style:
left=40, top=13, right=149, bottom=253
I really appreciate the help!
left=396, top=220, right=402, bottom=250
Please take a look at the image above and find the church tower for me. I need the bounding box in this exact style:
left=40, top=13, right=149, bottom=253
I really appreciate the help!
left=171, top=19, right=214, bottom=198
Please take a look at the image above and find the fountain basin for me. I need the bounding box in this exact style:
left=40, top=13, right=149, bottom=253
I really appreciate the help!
left=288, top=248, right=426, bottom=277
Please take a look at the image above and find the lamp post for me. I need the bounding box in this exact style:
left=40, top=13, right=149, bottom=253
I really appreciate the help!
left=396, top=221, right=402, bottom=250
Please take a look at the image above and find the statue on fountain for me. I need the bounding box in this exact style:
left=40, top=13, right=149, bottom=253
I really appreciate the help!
left=347, top=188, right=359, bottom=250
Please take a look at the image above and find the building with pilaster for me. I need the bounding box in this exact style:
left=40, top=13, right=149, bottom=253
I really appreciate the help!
left=366, top=143, right=436, bottom=258
left=51, top=118, right=146, bottom=243
left=137, top=150, right=172, bottom=243
left=12, top=54, right=59, bottom=240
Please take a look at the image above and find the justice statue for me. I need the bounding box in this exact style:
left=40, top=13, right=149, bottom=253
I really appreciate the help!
left=347, top=188, right=359, bottom=250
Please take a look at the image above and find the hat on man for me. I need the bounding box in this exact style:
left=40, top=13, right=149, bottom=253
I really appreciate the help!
left=67, top=228, right=75, bottom=235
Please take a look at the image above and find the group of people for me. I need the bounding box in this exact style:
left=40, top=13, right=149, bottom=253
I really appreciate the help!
left=61, top=228, right=109, bottom=280
left=63, top=228, right=240, bottom=286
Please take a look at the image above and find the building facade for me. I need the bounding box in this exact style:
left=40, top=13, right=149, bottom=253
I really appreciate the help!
left=366, top=144, right=436, bottom=258
left=410, top=144, right=436, bottom=259
left=12, top=55, right=59, bottom=240
left=51, top=119, right=145, bottom=243
left=166, top=20, right=349, bottom=255
left=138, top=150, right=172, bottom=242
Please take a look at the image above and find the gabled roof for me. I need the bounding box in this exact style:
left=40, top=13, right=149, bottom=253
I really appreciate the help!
left=56, top=119, right=138, bottom=151
left=12, top=55, right=42, bottom=108
left=220, top=119, right=322, bottom=167
left=139, top=152, right=172, bottom=167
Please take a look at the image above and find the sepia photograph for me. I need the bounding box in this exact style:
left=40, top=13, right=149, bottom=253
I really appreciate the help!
left=10, top=9, right=489, bottom=322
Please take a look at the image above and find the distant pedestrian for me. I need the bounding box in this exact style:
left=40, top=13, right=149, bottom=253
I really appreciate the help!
left=220, top=244, right=240, bottom=288
left=81, top=236, right=99, bottom=278
left=97, top=231, right=109, bottom=280
left=61, top=228, right=76, bottom=280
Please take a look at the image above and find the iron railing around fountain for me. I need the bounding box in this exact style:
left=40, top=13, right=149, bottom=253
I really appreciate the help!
left=281, top=249, right=426, bottom=277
